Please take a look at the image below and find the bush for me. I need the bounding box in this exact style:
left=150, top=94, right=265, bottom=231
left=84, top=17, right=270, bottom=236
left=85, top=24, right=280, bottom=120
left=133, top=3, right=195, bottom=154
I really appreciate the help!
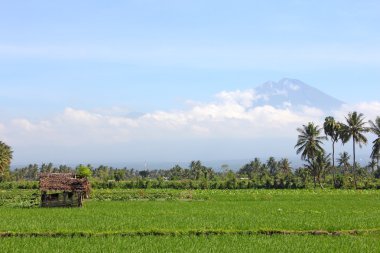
left=76, top=165, right=92, bottom=178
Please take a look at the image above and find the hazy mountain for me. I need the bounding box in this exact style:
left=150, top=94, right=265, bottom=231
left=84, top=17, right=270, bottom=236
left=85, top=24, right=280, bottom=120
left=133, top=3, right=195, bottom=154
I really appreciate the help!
left=253, top=78, right=344, bottom=111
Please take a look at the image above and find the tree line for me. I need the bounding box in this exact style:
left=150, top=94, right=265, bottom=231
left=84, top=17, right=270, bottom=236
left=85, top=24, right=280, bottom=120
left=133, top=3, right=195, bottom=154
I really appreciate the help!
left=1, top=156, right=380, bottom=190
left=295, top=112, right=380, bottom=188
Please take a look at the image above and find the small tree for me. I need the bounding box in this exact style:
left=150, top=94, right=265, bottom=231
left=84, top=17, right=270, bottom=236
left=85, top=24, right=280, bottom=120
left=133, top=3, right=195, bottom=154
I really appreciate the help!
left=0, top=141, right=13, bottom=182
left=76, top=165, right=92, bottom=178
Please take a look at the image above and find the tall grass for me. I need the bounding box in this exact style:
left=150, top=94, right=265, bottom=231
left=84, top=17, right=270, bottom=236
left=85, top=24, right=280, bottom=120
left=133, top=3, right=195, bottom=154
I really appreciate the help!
left=1, top=189, right=380, bottom=233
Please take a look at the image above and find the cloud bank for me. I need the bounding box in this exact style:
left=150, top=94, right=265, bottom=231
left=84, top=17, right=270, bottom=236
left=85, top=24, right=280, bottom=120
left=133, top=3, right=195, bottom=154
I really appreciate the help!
left=1, top=89, right=379, bottom=164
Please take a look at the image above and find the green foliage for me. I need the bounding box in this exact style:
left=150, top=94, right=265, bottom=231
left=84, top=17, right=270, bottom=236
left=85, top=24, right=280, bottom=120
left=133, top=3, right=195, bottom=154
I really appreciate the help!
left=76, top=165, right=92, bottom=178
left=341, top=112, right=370, bottom=188
left=0, top=190, right=39, bottom=207
left=295, top=122, right=326, bottom=162
left=323, top=116, right=343, bottom=168
left=369, top=117, right=380, bottom=165
left=0, top=141, right=13, bottom=181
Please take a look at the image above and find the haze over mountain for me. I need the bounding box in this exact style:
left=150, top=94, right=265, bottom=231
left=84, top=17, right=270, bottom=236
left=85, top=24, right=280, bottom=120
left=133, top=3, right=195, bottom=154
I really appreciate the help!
left=253, top=78, right=344, bottom=111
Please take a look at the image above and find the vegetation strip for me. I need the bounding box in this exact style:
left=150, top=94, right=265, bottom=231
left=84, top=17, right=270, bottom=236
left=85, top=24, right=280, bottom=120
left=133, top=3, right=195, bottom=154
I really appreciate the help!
left=1, top=229, right=380, bottom=238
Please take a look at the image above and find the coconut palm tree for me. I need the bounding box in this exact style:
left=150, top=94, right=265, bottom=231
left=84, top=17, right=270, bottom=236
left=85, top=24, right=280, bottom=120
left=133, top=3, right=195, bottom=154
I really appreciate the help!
left=323, top=116, right=343, bottom=168
left=0, top=141, right=13, bottom=180
left=305, top=151, right=331, bottom=188
left=278, top=158, right=292, bottom=175
left=190, top=160, right=202, bottom=180
left=267, top=157, right=278, bottom=176
left=369, top=117, right=380, bottom=169
left=337, top=152, right=351, bottom=175
left=341, top=112, right=369, bottom=188
left=323, top=116, right=343, bottom=184
left=367, top=159, right=377, bottom=175
left=295, top=122, right=326, bottom=162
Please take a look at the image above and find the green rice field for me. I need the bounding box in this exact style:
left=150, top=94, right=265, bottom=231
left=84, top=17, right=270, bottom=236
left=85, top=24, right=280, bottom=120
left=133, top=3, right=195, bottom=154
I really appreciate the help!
left=1, top=189, right=380, bottom=252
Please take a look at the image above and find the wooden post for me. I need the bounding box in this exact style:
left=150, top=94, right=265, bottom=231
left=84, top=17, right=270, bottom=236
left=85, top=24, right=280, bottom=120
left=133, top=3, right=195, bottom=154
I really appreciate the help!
left=77, top=192, right=82, bottom=207
left=41, top=191, right=47, bottom=207
left=63, top=191, right=67, bottom=207
left=70, top=192, right=74, bottom=206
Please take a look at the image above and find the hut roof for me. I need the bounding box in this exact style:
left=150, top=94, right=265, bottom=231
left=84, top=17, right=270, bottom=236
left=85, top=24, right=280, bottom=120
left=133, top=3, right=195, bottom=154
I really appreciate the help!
left=39, top=173, right=89, bottom=192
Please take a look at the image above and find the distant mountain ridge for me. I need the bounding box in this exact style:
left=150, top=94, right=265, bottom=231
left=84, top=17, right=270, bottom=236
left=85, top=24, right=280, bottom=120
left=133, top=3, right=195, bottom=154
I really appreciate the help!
left=253, top=78, right=344, bottom=111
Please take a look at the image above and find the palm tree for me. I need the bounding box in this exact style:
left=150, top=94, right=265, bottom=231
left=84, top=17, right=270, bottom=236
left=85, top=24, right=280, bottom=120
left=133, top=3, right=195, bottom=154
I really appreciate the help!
left=278, top=158, right=292, bottom=175
left=323, top=116, right=343, bottom=184
left=341, top=112, right=369, bottom=188
left=337, top=152, right=351, bottom=175
left=323, top=116, right=342, bottom=168
left=267, top=157, right=278, bottom=176
left=190, top=160, right=202, bottom=180
left=369, top=117, right=380, bottom=169
left=305, top=151, right=331, bottom=188
left=367, top=160, right=377, bottom=175
left=0, top=141, right=13, bottom=180
left=295, top=122, right=326, bottom=162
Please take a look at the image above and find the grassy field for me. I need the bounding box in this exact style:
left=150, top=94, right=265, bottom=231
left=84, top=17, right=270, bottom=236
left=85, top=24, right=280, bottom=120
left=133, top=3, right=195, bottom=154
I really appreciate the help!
left=1, top=235, right=380, bottom=253
left=1, top=189, right=380, bottom=252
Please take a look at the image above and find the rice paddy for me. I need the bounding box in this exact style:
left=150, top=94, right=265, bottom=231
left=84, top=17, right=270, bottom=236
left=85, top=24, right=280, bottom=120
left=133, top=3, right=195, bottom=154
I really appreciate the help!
left=1, top=189, right=379, bottom=252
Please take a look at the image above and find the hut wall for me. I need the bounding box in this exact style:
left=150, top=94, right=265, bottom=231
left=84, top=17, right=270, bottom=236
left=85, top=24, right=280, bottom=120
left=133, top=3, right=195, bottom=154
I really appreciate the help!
left=41, top=191, right=82, bottom=207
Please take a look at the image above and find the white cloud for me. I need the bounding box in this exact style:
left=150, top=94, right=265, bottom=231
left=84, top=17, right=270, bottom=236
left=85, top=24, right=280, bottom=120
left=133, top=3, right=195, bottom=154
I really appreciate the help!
left=5, top=97, right=379, bottom=147
left=11, top=119, right=41, bottom=131
left=61, top=108, right=101, bottom=124
left=215, top=89, right=259, bottom=107
left=333, top=102, right=380, bottom=122
left=3, top=91, right=327, bottom=147
left=3, top=88, right=380, bottom=164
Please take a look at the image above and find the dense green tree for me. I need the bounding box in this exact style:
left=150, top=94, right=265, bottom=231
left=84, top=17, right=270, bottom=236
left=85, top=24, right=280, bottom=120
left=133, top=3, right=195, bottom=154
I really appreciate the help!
left=238, top=163, right=252, bottom=179
left=0, top=141, right=13, bottom=181
left=40, top=163, right=54, bottom=173
left=341, top=112, right=369, bottom=188
left=266, top=157, right=278, bottom=176
left=139, top=170, right=149, bottom=178
left=190, top=160, right=207, bottom=180
left=114, top=169, right=126, bottom=181
left=337, top=152, right=351, bottom=175
left=168, top=165, right=184, bottom=180
left=278, top=158, right=292, bottom=175
left=369, top=117, right=380, bottom=169
left=367, top=160, right=377, bottom=175
left=305, top=151, right=331, bottom=188
left=238, top=158, right=265, bottom=180
left=76, top=165, right=92, bottom=178
left=294, top=167, right=309, bottom=188
left=295, top=122, right=326, bottom=162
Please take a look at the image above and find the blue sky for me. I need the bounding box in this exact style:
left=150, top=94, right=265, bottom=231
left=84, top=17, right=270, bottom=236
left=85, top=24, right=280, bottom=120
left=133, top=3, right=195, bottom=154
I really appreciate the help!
left=1, top=0, right=380, bottom=167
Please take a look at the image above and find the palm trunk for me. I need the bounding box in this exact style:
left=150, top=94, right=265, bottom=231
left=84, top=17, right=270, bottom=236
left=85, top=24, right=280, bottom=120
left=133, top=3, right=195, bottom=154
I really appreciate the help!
left=353, top=138, right=357, bottom=189
left=317, top=170, right=324, bottom=189
left=332, top=141, right=336, bottom=187
left=332, top=142, right=335, bottom=168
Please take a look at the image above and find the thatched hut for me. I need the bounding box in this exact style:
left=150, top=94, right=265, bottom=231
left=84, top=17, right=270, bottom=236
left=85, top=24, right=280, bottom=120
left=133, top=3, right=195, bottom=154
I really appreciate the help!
left=39, top=173, right=90, bottom=207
